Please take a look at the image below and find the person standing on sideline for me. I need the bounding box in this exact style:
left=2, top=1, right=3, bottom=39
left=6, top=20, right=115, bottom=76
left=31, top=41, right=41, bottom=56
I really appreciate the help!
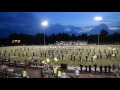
left=85, top=64, right=88, bottom=72
left=108, top=64, right=111, bottom=74
left=53, top=67, right=57, bottom=77
left=94, top=64, right=97, bottom=73
left=22, top=68, right=27, bottom=78
left=75, top=68, right=80, bottom=78
left=58, top=70, right=62, bottom=78
left=104, top=65, right=107, bottom=73
left=80, top=64, right=83, bottom=72
left=89, top=64, right=91, bottom=73
left=99, top=65, right=103, bottom=73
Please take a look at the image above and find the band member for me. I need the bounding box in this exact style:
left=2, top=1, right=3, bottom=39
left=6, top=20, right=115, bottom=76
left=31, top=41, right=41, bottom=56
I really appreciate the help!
left=89, top=49, right=91, bottom=53
left=99, top=49, right=101, bottom=54
left=62, top=55, right=64, bottom=60
left=8, top=52, right=10, bottom=56
left=33, top=52, right=35, bottom=56
left=85, top=55, right=88, bottom=61
left=26, top=52, right=28, bottom=56
left=100, top=54, right=102, bottom=60
left=28, top=48, right=29, bottom=51
left=44, top=53, right=46, bottom=58
left=41, top=53, right=42, bottom=57
left=104, top=49, right=106, bottom=54
left=91, top=56, right=93, bottom=62
left=79, top=56, right=81, bottom=61
left=52, top=54, right=54, bottom=59
left=18, top=53, right=20, bottom=56
left=71, top=55, right=72, bottom=60
left=73, top=55, right=75, bottom=62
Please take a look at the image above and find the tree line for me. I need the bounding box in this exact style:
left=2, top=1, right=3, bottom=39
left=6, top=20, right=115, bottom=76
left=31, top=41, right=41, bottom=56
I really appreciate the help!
left=0, top=30, right=120, bottom=46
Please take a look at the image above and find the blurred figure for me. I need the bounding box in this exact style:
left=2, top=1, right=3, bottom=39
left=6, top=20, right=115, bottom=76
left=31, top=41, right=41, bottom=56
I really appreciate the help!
left=99, top=65, right=103, bottom=73
left=22, top=68, right=27, bottom=78
left=94, top=63, right=97, bottom=73
left=57, top=70, right=62, bottom=78
left=53, top=67, right=57, bottom=77
left=104, top=65, right=107, bottom=73
left=75, top=68, right=80, bottom=78
left=85, top=64, right=88, bottom=72
left=80, top=64, right=83, bottom=72
left=108, top=64, right=111, bottom=74
left=61, top=72, right=68, bottom=78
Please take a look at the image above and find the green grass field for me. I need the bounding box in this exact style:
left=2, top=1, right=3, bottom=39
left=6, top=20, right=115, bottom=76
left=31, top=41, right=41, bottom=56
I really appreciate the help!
left=0, top=45, right=120, bottom=67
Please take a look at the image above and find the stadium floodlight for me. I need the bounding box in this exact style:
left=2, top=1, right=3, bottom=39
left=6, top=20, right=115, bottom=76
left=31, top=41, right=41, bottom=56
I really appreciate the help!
left=41, top=21, right=48, bottom=27
left=94, top=16, right=103, bottom=45
left=94, top=16, right=102, bottom=21
left=41, top=21, right=48, bottom=45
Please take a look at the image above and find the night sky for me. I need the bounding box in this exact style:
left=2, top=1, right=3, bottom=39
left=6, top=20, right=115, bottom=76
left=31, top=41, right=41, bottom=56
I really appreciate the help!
left=0, top=12, right=120, bottom=37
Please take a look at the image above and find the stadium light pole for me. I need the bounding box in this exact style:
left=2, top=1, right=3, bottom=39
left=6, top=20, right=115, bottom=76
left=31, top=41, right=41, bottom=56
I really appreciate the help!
left=41, top=21, right=48, bottom=45
left=94, top=16, right=102, bottom=45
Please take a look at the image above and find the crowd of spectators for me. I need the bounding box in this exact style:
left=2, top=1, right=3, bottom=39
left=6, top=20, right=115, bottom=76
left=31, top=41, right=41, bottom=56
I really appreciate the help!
left=55, top=41, right=88, bottom=46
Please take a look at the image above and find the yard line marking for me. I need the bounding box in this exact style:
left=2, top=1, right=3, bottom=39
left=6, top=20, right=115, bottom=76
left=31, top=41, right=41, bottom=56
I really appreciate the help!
left=68, top=61, right=73, bottom=66
left=107, top=59, right=120, bottom=78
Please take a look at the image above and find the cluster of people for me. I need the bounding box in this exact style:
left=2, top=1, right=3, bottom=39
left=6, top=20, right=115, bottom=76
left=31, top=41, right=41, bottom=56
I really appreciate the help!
left=0, top=57, right=71, bottom=78
left=79, top=63, right=120, bottom=74
left=0, top=57, right=120, bottom=78
left=40, top=65, right=70, bottom=78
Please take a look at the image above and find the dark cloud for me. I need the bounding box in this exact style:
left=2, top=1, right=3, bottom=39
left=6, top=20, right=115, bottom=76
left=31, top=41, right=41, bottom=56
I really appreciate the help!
left=15, top=12, right=39, bottom=26
left=0, top=12, right=40, bottom=37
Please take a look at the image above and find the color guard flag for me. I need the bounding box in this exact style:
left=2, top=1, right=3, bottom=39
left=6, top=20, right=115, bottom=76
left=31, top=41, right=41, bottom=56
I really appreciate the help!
left=54, top=57, right=58, bottom=62
left=112, top=54, right=115, bottom=57
left=93, top=55, right=97, bottom=61
left=46, top=58, right=50, bottom=63
left=108, top=47, right=111, bottom=50
left=113, top=48, right=116, bottom=51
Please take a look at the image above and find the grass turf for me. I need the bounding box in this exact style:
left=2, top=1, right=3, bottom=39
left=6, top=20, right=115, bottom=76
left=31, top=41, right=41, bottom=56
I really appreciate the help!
left=0, top=45, right=120, bottom=67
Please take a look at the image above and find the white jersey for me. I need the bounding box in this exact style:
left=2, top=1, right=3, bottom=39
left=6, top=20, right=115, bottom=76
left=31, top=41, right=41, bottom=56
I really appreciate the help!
left=75, top=70, right=80, bottom=76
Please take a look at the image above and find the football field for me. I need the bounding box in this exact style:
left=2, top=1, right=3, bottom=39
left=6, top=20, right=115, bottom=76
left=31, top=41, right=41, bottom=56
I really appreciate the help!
left=0, top=45, right=120, bottom=67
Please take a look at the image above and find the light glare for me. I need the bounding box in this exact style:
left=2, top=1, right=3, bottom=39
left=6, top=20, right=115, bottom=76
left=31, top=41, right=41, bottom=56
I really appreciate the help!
left=41, top=21, right=48, bottom=27
left=94, top=16, right=102, bottom=21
